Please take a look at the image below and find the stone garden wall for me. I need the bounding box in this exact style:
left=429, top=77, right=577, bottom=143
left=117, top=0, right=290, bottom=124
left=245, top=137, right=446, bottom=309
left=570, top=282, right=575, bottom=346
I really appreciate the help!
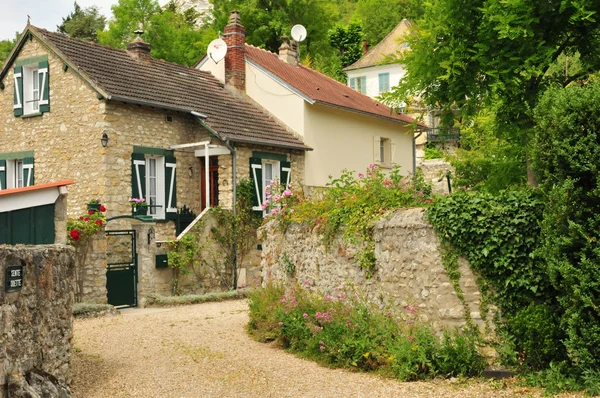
left=0, top=245, right=75, bottom=397
left=261, top=208, right=484, bottom=330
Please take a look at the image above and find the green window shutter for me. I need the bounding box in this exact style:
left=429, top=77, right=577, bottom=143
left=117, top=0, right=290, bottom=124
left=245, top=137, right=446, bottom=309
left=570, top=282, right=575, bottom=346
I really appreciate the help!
left=249, top=157, right=263, bottom=212
left=23, top=157, right=34, bottom=187
left=0, top=159, right=6, bottom=190
left=38, top=60, right=50, bottom=113
left=13, top=66, right=23, bottom=117
left=280, top=161, right=291, bottom=188
left=378, top=73, right=389, bottom=93
left=165, top=154, right=177, bottom=220
left=131, top=152, right=146, bottom=203
left=349, top=77, right=356, bottom=90
left=359, top=76, right=366, bottom=94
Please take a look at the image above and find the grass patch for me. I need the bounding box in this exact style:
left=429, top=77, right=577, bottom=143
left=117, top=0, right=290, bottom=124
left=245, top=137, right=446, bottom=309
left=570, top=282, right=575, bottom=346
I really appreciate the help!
left=145, top=289, right=249, bottom=307
left=73, top=303, right=117, bottom=318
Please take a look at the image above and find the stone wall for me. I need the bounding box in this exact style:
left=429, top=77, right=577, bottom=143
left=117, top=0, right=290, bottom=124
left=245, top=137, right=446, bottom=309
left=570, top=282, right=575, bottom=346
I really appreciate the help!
left=419, top=159, right=454, bottom=194
left=261, top=208, right=484, bottom=330
left=0, top=245, right=75, bottom=397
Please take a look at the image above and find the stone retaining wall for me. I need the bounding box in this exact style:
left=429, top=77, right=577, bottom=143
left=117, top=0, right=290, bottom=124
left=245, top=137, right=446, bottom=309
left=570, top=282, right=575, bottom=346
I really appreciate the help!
left=261, top=208, right=484, bottom=330
left=0, top=245, right=75, bottom=397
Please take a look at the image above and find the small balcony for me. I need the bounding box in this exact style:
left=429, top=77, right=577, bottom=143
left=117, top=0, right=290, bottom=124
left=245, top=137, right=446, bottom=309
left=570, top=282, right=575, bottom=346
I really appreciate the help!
left=426, top=127, right=461, bottom=143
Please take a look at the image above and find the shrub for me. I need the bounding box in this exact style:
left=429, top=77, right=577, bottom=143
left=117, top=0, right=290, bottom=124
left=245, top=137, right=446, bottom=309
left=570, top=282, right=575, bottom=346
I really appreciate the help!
left=247, top=283, right=486, bottom=381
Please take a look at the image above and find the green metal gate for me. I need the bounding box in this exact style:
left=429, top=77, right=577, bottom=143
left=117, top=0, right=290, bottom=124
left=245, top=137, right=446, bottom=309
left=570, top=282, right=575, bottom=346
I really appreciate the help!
left=106, top=230, right=138, bottom=308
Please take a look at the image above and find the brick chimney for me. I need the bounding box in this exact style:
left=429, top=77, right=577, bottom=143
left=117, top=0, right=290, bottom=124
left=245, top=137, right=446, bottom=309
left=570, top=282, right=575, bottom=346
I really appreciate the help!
left=278, top=36, right=298, bottom=66
left=127, top=34, right=152, bottom=60
left=363, top=39, right=369, bottom=55
left=223, top=10, right=246, bottom=91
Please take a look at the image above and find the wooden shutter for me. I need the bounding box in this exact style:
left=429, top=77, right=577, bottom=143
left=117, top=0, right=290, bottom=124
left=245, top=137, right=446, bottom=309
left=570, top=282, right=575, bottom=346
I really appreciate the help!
left=131, top=152, right=146, bottom=202
left=0, top=160, right=6, bottom=190
left=373, top=136, right=382, bottom=163
left=280, top=161, right=291, bottom=188
left=349, top=77, right=356, bottom=90
left=379, top=73, right=389, bottom=93
left=38, top=60, right=50, bottom=113
left=165, top=154, right=177, bottom=220
left=13, top=66, right=23, bottom=117
left=249, top=157, right=263, bottom=212
left=359, top=76, right=367, bottom=94
left=391, top=140, right=397, bottom=165
left=23, top=157, right=34, bottom=187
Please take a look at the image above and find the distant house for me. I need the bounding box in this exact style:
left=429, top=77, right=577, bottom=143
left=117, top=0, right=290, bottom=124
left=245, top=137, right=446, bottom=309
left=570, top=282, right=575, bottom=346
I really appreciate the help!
left=197, top=12, right=425, bottom=192
left=0, top=23, right=309, bottom=305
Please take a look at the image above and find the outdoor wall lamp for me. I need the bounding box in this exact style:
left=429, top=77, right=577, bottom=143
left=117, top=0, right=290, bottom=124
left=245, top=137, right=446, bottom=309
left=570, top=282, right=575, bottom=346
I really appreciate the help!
left=147, top=227, right=155, bottom=245
left=101, top=133, right=109, bottom=147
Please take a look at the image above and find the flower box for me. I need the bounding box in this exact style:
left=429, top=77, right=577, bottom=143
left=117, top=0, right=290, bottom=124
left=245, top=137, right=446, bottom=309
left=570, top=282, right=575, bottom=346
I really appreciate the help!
left=132, top=206, right=148, bottom=216
left=87, top=203, right=101, bottom=212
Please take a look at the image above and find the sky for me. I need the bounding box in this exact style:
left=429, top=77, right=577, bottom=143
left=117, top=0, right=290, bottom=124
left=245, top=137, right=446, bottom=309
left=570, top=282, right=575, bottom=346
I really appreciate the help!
left=0, top=0, right=168, bottom=41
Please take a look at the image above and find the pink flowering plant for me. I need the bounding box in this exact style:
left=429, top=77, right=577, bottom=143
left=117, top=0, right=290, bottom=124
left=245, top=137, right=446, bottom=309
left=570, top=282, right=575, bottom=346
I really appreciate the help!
left=248, top=282, right=485, bottom=380
left=130, top=197, right=148, bottom=209
left=275, top=165, right=434, bottom=276
left=261, top=180, right=300, bottom=225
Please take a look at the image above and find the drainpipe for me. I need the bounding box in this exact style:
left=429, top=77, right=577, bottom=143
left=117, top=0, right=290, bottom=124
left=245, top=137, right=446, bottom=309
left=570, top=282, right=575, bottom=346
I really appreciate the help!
left=224, top=139, right=238, bottom=290
left=413, top=129, right=424, bottom=175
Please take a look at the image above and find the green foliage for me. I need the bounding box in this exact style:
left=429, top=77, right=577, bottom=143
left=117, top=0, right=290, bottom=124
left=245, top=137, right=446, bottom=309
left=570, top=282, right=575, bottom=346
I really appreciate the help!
left=388, top=0, right=600, bottom=153
left=532, top=82, right=600, bottom=372
left=167, top=230, right=206, bottom=295
left=328, top=23, right=363, bottom=68
left=423, top=144, right=444, bottom=160
left=97, top=0, right=161, bottom=49
left=145, top=289, right=248, bottom=307
left=449, top=111, right=527, bottom=192
left=248, top=283, right=486, bottom=380
left=0, top=35, right=18, bottom=68
left=57, top=2, right=106, bottom=42
left=283, top=166, right=433, bottom=277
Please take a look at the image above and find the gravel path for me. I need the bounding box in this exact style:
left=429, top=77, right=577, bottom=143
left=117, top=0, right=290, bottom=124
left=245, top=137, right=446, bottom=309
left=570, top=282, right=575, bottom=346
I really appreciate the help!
left=72, top=300, right=574, bottom=398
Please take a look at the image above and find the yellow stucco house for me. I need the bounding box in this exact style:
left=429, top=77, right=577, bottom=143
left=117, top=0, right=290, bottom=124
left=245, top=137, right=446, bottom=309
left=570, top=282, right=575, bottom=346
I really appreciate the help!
left=197, top=11, right=425, bottom=192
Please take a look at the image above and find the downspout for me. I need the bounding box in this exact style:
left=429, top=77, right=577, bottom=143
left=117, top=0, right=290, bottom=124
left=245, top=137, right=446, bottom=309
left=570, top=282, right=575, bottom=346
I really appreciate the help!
left=413, top=129, right=424, bottom=175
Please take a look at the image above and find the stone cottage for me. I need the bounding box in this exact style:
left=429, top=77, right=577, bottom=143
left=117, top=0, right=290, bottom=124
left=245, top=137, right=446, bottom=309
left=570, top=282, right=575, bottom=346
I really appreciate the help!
left=0, top=24, right=309, bottom=305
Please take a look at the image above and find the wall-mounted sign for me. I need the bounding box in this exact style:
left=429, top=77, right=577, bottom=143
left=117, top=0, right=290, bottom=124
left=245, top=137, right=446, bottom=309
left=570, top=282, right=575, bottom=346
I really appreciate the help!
left=5, top=265, right=24, bottom=292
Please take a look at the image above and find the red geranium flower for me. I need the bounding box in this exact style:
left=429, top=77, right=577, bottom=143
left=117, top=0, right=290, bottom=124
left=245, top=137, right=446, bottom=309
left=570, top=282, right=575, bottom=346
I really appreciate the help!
left=88, top=210, right=94, bottom=215
left=70, top=229, right=81, bottom=241
left=85, top=217, right=91, bottom=221
left=95, top=220, right=103, bottom=226
left=79, top=216, right=84, bottom=220
left=99, top=205, right=106, bottom=212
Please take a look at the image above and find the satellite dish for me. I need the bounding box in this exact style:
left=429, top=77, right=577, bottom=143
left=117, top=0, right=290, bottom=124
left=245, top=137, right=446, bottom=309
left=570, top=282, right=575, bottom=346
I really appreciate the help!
left=208, top=38, right=228, bottom=64
left=291, top=24, right=307, bottom=42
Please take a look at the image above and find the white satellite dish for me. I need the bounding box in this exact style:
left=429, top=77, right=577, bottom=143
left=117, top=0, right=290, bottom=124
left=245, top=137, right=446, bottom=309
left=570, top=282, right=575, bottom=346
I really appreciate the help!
left=291, top=24, right=307, bottom=42
left=208, top=38, right=228, bottom=64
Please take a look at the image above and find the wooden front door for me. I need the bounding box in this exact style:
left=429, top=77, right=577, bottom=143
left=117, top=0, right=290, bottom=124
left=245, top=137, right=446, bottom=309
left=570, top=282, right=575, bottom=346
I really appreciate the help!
left=200, top=157, right=219, bottom=210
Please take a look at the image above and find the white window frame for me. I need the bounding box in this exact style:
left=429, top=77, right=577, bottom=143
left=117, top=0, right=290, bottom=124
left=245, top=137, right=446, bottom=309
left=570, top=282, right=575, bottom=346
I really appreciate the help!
left=5, top=159, right=26, bottom=189
left=262, top=159, right=280, bottom=205
left=146, top=156, right=165, bottom=220
left=357, top=76, right=366, bottom=94
left=378, top=73, right=390, bottom=94
left=23, top=65, right=40, bottom=115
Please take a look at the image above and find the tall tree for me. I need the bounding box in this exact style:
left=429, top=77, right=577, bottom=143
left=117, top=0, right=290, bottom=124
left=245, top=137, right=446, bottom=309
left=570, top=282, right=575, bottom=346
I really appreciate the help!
left=0, top=37, right=16, bottom=68
left=329, top=22, right=363, bottom=68
left=57, top=2, right=106, bottom=42
left=384, top=0, right=600, bottom=184
left=97, top=0, right=161, bottom=48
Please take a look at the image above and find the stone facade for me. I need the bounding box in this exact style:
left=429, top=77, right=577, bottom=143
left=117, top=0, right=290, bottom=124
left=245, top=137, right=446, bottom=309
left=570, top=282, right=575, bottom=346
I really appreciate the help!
left=261, top=208, right=486, bottom=330
left=419, top=159, right=454, bottom=194
left=0, top=245, right=75, bottom=397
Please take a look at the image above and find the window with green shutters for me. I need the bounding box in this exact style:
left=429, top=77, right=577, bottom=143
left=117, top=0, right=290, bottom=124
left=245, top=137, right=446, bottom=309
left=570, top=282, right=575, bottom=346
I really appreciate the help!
left=249, top=153, right=292, bottom=215
left=0, top=152, right=34, bottom=190
left=13, top=56, right=50, bottom=117
left=131, top=148, right=177, bottom=220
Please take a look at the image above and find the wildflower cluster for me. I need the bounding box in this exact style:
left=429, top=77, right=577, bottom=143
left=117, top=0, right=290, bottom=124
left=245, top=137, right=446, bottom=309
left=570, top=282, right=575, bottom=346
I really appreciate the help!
left=248, top=283, right=485, bottom=381
left=66, top=201, right=107, bottom=243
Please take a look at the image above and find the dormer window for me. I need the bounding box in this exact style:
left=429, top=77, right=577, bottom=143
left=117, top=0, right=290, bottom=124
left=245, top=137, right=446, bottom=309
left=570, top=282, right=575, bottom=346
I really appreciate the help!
left=13, top=57, right=50, bottom=117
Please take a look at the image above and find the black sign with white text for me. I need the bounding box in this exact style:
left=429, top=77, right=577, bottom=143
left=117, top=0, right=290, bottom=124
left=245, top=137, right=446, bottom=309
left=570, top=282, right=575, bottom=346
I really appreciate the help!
left=5, top=265, right=24, bottom=292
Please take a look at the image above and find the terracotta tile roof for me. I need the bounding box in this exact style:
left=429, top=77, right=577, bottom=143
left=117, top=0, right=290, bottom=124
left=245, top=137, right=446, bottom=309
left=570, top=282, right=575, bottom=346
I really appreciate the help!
left=344, top=20, right=412, bottom=71
left=32, top=27, right=309, bottom=150
left=244, top=44, right=423, bottom=127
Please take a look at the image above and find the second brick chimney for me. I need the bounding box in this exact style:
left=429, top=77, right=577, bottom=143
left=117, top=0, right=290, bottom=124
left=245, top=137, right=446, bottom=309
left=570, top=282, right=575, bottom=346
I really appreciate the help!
left=127, top=34, right=152, bottom=60
left=223, top=10, right=246, bottom=91
left=278, top=37, right=298, bottom=66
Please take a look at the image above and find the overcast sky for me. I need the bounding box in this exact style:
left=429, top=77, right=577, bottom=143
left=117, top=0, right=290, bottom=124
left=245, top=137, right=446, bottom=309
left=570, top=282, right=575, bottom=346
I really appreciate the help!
left=0, top=0, right=169, bottom=41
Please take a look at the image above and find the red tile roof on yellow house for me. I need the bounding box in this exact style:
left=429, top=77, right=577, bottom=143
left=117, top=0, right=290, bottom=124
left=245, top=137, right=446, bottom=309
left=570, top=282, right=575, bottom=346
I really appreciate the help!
left=244, top=44, right=426, bottom=128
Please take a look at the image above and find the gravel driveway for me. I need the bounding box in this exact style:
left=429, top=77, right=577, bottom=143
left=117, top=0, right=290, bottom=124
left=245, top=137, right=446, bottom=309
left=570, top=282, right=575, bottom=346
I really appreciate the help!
left=72, top=299, right=572, bottom=398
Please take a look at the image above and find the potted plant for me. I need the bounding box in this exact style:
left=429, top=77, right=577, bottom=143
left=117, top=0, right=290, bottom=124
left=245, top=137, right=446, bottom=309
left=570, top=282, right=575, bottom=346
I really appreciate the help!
left=87, top=198, right=105, bottom=213
left=130, top=197, right=149, bottom=216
